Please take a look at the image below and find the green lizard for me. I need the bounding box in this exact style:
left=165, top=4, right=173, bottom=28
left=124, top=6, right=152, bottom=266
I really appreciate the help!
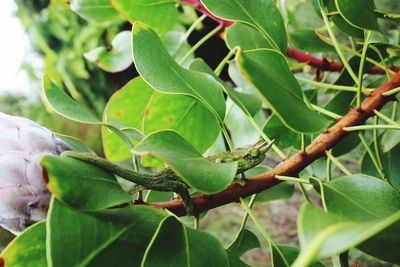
left=62, top=139, right=274, bottom=215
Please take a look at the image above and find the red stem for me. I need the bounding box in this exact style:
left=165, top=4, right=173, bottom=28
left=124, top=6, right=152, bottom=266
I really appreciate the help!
left=182, top=0, right=400, bottom=75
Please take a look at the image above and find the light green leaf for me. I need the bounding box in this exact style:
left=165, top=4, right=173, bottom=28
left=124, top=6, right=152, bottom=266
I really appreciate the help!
left=0, top=222, right=46, bottom=267
left=84, top=31, right=132, bottom=73
left=103, top=77, right=220, bottom=162
left=132, top=22, right=226, bottom=123
left=335, top=0, right=380, bottom=31
left=134, top=130, right=237, bottom=193
left=295, top=203, right=400, bottom=266
left=201, top=0, right=287, bottom=52
left=47, top=198, right=167, bottom=267
left=111, top=0, right=178, bottom=34
left=56, top=133, right=94, bottom=153
left=238, top=49, right=331, bottom=133
left=42, top=74, right=101, bottom=124
left=142, top=216, right=229, bottom=267
left=41, top=155, right=130, bottom=211
left=71, top=0, right=120, bottom=23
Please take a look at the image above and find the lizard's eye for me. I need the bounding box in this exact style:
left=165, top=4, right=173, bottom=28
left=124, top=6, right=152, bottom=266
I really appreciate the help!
left=249, top=148, right=260, bottom=158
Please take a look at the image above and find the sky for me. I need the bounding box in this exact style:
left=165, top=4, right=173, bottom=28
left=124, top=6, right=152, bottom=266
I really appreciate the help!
left=0, top=1, right=41, bottom=96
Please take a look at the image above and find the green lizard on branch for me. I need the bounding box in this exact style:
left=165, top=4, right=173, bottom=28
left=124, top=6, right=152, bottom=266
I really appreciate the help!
left=62, top=140, right=274, bottom=215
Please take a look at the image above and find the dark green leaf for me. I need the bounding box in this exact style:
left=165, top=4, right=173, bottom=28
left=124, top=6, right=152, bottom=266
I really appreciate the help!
left=132, top=22, right=226, bottom=123
left=142, top=216, right=229, bottom=266
left=227, top=229, right=260, bottom=257
left=201, top=0, right=287, bottom=52
left=335, top=0, right=380, bottom=31
left=47, top=198, right=167, bottom=267
left=238, top=49, right=331, bottom=133
left=41, top=155, right=130, bottom=210
left=290, top=29, right=334, bottom=53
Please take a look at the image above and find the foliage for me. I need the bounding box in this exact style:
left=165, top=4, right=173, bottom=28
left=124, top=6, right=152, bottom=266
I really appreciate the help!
left=2, top=0, right=400, bottom=266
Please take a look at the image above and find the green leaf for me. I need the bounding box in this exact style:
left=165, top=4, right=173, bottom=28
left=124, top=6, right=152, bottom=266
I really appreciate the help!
left=41, top=155, right=130, bottom=211
left=201, top=0, right=287, bottom=52
left=226, top=23, right=270, bottom=50
left=189, top=58, right=262, bottom=118
left=112, top=0, right=178, bottom=34
left=103, top=77, right=220, bottom=161
left=382, top=129, right=400, bottom=153
left=142, top=216, right=229, bottom=266
left=0, top=222, right=46, bottom=267
left=227, top=229, right=260, bottom=257
left=323, top=175, right=400, bottom=263
left=361, top=142, right=400, bottom=190
left=56, top=133, right=94, bottom=153
left=277, top=246, right=325, bottom=267
left=238, top=49, right=331, bottom=133
left=290, top=29, right=334, bottom=53
left=47, top=198, right=167, bottom=267
left=42, top=74, right=101, bottom=124
left=325, top=1, right=364, bottom=38
left=135, top=130, right=237, bottom=193
left=295, top=203, right=400, bottom=266
left=132, top=22, right=226, bottom=123
left=70, top=0, right=120, bottom=23
left=263, top=115, right=301, bottom=149
left=335, top=0, right=380, bottom=31
left=84, top=31, right=132, bottom=73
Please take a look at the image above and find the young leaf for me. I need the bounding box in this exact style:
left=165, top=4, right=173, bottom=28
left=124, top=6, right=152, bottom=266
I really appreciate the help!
left=41, top=155, right=130, bottom=211
left=201, top=0, right=287, bottom=52
left=132, top=22, right=226, bottom=123
left=295, top=203, right=400, bottom=266
left=134, top=130, right=237, bottom=193
left=112, top=0, right=178, bottom=34
left=0, top=222, right=46, bottom=267
left=47, top=198, right=167, bottom=267
left=84, top=31, right=132, bottom=73
left=226, top=23, right=271, bottom=50
left=335, top=0, right=380, bottom=31
left=71, top=0, right=120, bottom=23
left=103, top=77, right=220, bottom=162
left=238, top=49, right=331, bottom=133
left=141, top=216, right=229, bottom=266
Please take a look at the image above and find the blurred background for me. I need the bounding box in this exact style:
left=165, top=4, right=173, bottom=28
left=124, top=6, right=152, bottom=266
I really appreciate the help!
left=0, top=0, right=399, bottom=266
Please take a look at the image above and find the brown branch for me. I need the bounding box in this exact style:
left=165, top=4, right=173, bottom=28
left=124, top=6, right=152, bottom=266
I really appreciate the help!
left=182, top=0, right=400, bottom=75
left=147, top=72, right=400, bottom=216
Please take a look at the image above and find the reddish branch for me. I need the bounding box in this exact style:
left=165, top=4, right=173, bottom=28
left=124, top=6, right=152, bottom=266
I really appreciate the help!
left=181, top=0, right=400, bottom=75
left=148, top=72, right=400, bottom=216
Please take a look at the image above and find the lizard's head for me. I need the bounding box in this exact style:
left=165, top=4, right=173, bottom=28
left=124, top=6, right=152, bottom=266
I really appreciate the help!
left=236, top=139, right=275, bottom=172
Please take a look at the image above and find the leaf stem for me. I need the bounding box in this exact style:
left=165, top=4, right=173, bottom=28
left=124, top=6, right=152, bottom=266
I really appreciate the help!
left=214, top=46, right=239, bottom=76
left=319, top=1, right=359, bottom=84
left=344, top=125, right=400, bottom=131
left=358, top=132, right=385, bottom=179
left=373, top=109, right=399, bottom=126
left=382, top=87, right=400, bottom=96
left=276, top=175, right=310, bottom=184
left=240, top=198, right=289, bottom=267
left=296, top=76, right=373, bottom=92
left=179, top=25, right=222, bottom=65
left=372, top=116, right=384, bottom=170
left=311, top=104, right=342, bottom=120
left=325, top=150, right=352, bottom=176
left=357, top=31, right=371, bottom=109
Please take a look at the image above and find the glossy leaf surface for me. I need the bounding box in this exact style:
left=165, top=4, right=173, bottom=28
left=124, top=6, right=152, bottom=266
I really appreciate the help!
left=135, top=130, right=237, bottom=193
